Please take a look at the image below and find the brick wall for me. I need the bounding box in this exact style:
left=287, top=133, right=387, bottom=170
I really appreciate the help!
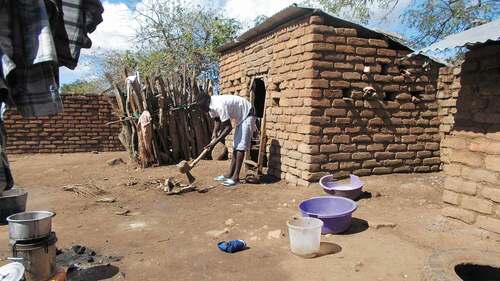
left=439, top=42, right=500, bottom=235
left=219, top=14, right=441, bottom=186
left=3, top=93, right=124, bottom=154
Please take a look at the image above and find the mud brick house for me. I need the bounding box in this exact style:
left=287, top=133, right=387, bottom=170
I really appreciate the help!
left=218, top=6, right=442, bottom=186
left=423, top=20, right=500, bottom=234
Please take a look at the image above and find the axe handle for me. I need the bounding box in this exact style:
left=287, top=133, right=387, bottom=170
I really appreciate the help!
left=189, top=147, right=211, bottom=168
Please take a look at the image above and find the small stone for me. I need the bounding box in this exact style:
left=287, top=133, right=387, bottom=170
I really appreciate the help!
left=282, top=203, right=288, bottom=207
left=368, top=221, right=397, bottom=229
left=418, top=199, right=427, bottom=206
left=92, top=151, right=99, bottom=154
left=353, top=262, right=363, bottom=272
left=107, top=158, right=125, bottom=166
left=373, top=191, right=382, bottom=197
left=267, top=229, right=283, bottom=239
left=126, top=181, right=138, bottom=187
left=205, top=228, right=229, bottom=238
left=225, top=219, right=235, bottom=226
left=96, top=197, right=116, bottom=203
left=115, top=209, right=130, bottom=216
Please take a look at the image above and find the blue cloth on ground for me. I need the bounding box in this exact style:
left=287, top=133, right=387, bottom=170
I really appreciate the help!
left=217, top=240, right=247, bottom=253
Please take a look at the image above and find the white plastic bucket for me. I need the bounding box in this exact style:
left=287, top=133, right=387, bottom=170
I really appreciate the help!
left=287, top=217, right=323, bottom=257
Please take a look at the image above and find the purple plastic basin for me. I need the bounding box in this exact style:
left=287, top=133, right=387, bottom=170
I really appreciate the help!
left=319, top=174, right=363, bottom=200
left=299, top=196, right=357, bottom=234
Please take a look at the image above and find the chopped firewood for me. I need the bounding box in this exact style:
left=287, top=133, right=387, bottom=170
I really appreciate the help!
left=197, top=185, right=216, bottom=193
left=62, top=182, right=106, bottom=198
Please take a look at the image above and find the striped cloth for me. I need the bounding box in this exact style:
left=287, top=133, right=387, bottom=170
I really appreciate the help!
left=9, top=0, right=62, bottom=117
left=52, top=0, right=104, bottom=69
left=0, top=0, right=103, bottom=117
left=0, top=0, right=14, bottom=103
left=0, top=120, right=13, bottom=193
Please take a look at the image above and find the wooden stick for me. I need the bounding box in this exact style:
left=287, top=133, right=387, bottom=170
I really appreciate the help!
left=257, top=97, right=268, bottom=175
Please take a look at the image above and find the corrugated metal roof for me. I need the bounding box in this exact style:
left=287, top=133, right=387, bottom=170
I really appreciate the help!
left=217, top=5, right=413, bottom=53
left=413, top=18, right=500, bottom=54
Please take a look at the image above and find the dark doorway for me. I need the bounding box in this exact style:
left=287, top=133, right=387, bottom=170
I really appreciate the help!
left=253, top=79, right=266, bottom=118
left=248, top=78, right=267, bottom=168
left=455, top=264, right=500, bottom=281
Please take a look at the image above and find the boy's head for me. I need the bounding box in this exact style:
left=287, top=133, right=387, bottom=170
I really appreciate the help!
left=197, top=94, right=211, bottom=112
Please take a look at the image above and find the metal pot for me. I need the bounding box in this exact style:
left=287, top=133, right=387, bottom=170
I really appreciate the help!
left=0, top=188, right=28, bottom=224
left=7, top=211, right=55, bottom=242
left=9, top=233, right=57, bottom=281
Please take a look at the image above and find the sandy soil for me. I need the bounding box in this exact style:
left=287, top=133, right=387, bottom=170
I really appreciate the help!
left=0, top=152, right=499, bottom=281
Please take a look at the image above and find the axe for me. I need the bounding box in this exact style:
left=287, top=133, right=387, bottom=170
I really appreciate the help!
left=177, top=147, right=211, bottom=184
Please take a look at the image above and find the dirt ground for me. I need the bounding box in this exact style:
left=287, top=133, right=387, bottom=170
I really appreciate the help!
left=1, top=152, right=499, bottom=281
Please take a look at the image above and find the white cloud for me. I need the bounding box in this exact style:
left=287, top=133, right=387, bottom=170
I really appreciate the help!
left=61, top=1, right=137, bottom=84
left=87, top=1, right=137, bottom=52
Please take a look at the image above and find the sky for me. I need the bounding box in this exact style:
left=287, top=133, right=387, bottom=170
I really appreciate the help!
left=60, top=0, right=413, bottom=85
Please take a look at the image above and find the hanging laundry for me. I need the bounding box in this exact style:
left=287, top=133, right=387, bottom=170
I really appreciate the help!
left=50, top=0, right=104, bottom=69
left=0, top=0, right=104, bottom=192
left=137, top=110, right=155, bottom=168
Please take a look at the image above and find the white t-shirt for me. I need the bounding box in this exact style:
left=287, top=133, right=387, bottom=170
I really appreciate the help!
left=209, top=95, right=252, bottom=125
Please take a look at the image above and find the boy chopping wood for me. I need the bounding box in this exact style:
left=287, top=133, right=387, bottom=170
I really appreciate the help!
left=198, top=94, right=256, bottom=187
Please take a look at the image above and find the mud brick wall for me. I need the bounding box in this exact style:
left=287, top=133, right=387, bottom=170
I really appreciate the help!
left=439, top=43, right=500, bottom=235
left=4, top=93, right=123, bottom=154
left=219, top=14, right=440, bottom=186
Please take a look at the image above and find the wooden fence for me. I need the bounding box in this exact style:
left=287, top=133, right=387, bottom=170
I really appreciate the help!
left=106, top=71, right=213, bottom=167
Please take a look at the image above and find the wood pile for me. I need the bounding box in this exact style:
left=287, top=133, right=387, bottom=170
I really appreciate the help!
left=106, top=69, right=214, bottom=168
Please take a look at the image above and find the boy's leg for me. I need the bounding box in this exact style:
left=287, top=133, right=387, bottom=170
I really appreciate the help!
left=230, top=150, right=245, bottom=182
left=225, top=122, right=243, bottom=181
left=229, top=116, right=254, bottom=182
left=224, top=149, right=237, bottom=178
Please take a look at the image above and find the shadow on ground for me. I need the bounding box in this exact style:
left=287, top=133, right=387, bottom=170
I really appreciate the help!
left=315, top=242, right=342, bottom=258
left=356, top=191, right=372, bottom=201
left=67, top=265, right=119, bottom=281
left=338, top=218, right=369, bottom=235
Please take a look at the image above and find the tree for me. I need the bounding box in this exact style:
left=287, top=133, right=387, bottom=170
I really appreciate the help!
left=301, top=0, right=398, bottom=24
left=134, top=0, right=241, bottom=77
left=402, top=0, right=499, bottom=47
left=60, top=79, right=106, bottom=94
left=304, top=0, right=499, bottom=47
left=253, top=15, right=269, bottom=26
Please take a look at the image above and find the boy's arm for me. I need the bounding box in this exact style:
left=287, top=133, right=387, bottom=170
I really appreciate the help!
left=206, top=119, right=232, bottom=150
left=211, top=117, right=221, bottom=140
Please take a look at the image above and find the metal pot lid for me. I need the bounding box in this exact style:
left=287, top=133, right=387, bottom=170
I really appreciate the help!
left=0, top=262, right=25, bottom=281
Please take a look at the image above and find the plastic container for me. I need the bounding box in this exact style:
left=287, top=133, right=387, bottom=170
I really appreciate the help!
left=286, top=217, right=323, bottom=258
left=299, top=196, right=357, bottom=234
left=319, top=174, right=363, bottom=200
